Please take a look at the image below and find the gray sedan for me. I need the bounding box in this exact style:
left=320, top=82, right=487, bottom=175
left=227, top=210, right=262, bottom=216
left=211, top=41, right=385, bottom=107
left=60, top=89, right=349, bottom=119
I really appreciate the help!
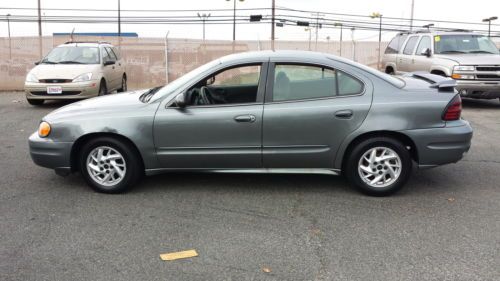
left=29, top=51, right=473, bottom=196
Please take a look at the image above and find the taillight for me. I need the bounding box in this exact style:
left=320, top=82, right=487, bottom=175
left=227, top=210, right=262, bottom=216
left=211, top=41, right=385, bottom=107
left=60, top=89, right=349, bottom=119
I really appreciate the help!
left=442, top=95, right=462, bottom=121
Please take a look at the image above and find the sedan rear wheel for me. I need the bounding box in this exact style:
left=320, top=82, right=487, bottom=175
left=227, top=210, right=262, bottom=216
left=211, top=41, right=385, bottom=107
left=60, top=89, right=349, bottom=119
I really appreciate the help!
left=79, top=137, right=142, bottom=193
left=345, top=137, right=412, bottom=196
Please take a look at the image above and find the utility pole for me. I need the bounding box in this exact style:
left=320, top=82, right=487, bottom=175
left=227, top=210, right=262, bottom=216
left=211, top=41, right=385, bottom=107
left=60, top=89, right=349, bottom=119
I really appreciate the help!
left=37, top=0, right=42, bottom=59
left=370, top=12, right=383, bottom=70
left=482, top=16, right=498, bottom=37
left=271, top=0, right=275, bottom=50
left=118, top=0, right=121, bottom=48
left=7, top=14, right=11, bottom=60
left=312, top=12, right=324, bottom=51
left=410, top=0, right=415, bottom=31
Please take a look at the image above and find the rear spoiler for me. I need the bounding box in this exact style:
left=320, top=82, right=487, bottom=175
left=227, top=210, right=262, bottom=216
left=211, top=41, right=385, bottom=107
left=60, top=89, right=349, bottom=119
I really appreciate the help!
left=403, top=72, right=457, bottom=92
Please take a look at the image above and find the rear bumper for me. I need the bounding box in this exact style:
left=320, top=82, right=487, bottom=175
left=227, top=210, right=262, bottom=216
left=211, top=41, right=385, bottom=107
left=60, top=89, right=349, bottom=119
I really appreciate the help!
left=402, top=120, right=473, bottom=168
left=25, top=80, right=100, bottom=100
left=456, top=80, right=500, bottom=99
left=29, top=132, right=73, bottom=172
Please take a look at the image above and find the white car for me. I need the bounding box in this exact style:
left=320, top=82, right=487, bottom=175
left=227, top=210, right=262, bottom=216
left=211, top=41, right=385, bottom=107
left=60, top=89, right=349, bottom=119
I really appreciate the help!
left=25, top=41, right=127, bottom=105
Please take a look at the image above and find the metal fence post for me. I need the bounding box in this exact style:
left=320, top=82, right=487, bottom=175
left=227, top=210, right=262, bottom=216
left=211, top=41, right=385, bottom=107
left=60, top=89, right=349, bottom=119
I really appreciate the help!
left=164, top=31, right=170, bottom=84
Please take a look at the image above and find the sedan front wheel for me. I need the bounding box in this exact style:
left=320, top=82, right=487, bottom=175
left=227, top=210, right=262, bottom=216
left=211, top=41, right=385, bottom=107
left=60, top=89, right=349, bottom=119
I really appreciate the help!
left=345, top=137, right=412, bottom=196
left=79, top=137, right=142, bottom=193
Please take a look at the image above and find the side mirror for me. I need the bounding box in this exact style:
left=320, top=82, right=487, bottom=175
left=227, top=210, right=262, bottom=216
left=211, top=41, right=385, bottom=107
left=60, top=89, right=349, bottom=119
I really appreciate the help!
left=34, top=61, right=40, bottom=65
left=104, top=60, right=115, bottom=66
left=421, top=48, right=432, bottom=57
left=174, top=93, right=186, bottom=108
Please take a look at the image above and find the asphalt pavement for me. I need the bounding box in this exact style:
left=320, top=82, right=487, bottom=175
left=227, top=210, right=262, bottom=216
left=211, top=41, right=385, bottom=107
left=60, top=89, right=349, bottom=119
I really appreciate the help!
left=1, top=92, right=499, bottom=281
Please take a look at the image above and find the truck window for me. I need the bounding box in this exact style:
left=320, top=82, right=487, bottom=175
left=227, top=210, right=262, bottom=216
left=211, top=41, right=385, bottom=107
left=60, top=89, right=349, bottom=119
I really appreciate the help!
left=403, top=36, right=419, bottom=55
left=385, top=34, right=408, bottom=54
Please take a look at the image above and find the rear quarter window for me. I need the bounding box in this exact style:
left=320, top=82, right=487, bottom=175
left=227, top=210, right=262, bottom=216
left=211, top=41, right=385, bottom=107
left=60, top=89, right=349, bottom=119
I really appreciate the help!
left=385, top=34, right=408, bottom=54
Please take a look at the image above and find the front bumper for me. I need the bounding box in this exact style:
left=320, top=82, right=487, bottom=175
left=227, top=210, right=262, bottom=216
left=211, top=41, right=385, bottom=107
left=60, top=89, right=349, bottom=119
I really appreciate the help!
left=25, top=80, right=100, bottom=100
left=455, top=80, right=500, bottom=99
left=29, top=132, right=73, bottom=174
left=402, top=120, right=473, bottom=168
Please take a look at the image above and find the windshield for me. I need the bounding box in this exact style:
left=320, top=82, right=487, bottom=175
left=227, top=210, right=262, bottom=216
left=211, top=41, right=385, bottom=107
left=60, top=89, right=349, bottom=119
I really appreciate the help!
left=434, top=35, right=500, bottom=54
left=41, top=46, right=100, bottom=64
left=149, top=59, right=222, bottom=101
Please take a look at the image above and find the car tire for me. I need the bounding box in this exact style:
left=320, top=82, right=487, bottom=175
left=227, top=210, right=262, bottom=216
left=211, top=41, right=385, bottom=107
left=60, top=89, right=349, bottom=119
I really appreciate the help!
left=98, top=80, right=107, bottom=96
left=79, top=137, right=143, bottom=194
left=118, top=75, right=127, bottom=93
left=345, top=137, right=412, bottom=196
left=27, top=99, right=44, bottom=106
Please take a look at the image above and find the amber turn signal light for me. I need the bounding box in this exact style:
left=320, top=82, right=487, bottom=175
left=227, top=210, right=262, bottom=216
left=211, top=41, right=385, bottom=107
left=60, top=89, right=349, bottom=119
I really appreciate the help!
left=38, top=121, right=51, bottom=137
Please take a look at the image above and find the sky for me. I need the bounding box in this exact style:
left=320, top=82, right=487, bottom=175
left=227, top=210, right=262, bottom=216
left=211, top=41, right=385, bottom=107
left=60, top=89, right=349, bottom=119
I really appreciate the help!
left=0, top=0, right=499, bottom=42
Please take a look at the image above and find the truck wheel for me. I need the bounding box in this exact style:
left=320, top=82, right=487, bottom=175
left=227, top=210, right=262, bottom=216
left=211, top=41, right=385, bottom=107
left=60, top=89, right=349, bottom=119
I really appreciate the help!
left=345, top=137, right=412, bottom=196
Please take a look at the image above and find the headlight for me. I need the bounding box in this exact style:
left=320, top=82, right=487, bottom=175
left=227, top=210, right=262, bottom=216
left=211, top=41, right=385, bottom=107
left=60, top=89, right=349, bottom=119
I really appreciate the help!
left=73, top=72, right=93, bottom=82
left=38, top=121, right=51, bottom=138
left=453, top=65, right=475, bottom=72
left=26, top=73, right=38, bottom=83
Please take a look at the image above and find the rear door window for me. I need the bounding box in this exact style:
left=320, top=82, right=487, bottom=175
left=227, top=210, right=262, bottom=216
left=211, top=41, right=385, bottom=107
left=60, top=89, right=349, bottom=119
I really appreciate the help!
left=403, top=36, right=419, bottom=55
left=272, top=64, right=363, bottom=101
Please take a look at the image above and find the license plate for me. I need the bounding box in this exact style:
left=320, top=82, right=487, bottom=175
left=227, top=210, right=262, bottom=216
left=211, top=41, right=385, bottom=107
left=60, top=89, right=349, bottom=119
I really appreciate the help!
left=47, top=86, right=62, bottom=94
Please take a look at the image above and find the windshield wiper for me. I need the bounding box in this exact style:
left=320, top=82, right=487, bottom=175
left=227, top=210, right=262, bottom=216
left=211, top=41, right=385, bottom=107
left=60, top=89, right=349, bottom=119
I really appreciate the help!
left=439, top=50, right=467, bottom=54
left=468, top=50, right=496, bottom=54
left=57, top=61, right=85, bottom=64
left=41, top=60, right=58, bottom=64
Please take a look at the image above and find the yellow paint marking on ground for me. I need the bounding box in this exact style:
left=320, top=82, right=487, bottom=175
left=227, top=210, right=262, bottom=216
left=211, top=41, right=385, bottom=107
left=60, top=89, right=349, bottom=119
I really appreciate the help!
left=160, top=249, right=198, bottom=261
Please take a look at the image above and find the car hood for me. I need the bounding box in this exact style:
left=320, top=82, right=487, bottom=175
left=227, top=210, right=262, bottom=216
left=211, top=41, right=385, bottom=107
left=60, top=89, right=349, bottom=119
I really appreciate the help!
left=44, top=89, right=150, bottom=122
left=434, top=54, right=500, bottom=65
left=29, top=64, right=101, bottom=80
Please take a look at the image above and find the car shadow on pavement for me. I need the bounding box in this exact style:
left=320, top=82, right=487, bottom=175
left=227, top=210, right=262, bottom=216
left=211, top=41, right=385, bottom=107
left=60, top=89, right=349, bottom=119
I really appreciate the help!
left=134, top=172, right=356, bottom=195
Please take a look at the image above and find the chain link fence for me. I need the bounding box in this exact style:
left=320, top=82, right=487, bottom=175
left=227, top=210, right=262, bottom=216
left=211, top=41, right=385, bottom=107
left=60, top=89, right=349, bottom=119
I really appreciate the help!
left=2, top=35, right=498, bottom=91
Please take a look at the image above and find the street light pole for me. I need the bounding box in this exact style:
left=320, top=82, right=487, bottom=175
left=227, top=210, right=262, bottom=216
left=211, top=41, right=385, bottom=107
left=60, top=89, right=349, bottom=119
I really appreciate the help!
left=7, top=14, right=11, bottom=60
left=334, top=23, right=342, bottom=57
left=37, top=0, right=42, bottom=59
left=410, top=0, right=415, bottom=31
left=351, top=27, right=356, bottom=61
left=197, top=13, right=211, bottom=41
left=226, top=0, right=244, bottom=42
left=482, top=16, right=498, bottom=37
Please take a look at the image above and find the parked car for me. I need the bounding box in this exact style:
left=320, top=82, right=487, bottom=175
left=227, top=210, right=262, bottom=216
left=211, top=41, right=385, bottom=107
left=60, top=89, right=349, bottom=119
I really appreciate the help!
left=29, top=51, right=472, bottom=196
left=24, top=41, right=127, bottom=105
left=382, top=30, right=500, bottom=102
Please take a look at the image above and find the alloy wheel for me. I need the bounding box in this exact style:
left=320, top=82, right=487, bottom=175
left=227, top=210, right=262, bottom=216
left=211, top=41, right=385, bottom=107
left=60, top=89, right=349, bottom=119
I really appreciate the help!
left=358, top=147, right=402, bottom=188
left=86, top=146, right=126, bottom=187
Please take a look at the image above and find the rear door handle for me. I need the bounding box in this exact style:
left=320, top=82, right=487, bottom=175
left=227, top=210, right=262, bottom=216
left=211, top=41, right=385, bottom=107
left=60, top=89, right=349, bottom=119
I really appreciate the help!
left=234, top=114, right=256, bottom=123
left=335, top=110, right=353, bottom=119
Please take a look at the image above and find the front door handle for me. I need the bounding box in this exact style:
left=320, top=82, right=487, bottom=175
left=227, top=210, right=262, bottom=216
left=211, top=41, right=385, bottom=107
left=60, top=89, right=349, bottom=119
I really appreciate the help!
left=335, top=110, right=353, bottom=119
left=234, top=114, right=256, bottom=123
